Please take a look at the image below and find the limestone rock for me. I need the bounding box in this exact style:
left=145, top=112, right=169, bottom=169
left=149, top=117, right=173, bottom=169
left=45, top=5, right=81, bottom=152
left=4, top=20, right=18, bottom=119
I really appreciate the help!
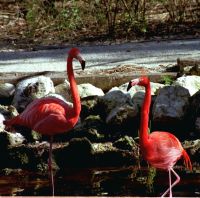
left=0, top=114, right=5, bottom=131
left=54, top=137, right=94, bottom=168
left=173, top=75, right=200, bottom=96
left=106, top=104, right=139, bottom=137
left=120, top=81, right=164, bottom=107
left=80, top=95, right=99, bottom=119
left=120, top=81, right=164, bottom=96
left=152, top=85, right=190, bottom=136
left=96, top=87, right=132, bottom=119
left=153, top=85, right=190, bottom=121
left=182, top=139, right=200, bottom=163
left=93, top=142, right=136, bottom=167
left=0, top=105, right=18, bottom=131
left=0, top=131, right=25, bottom=149
left=56, top=115, right=106, bottom=142
left=1, top=143, right=50, bottom=171
left=0, top=83, right=15, bottom=98
left=12, top=76, right=55, bottom=112
left=78, top=83, right=104, bottom=98
left=55, top=80, right=72, bottom=102
left=113, top=135, right=137, bottom=151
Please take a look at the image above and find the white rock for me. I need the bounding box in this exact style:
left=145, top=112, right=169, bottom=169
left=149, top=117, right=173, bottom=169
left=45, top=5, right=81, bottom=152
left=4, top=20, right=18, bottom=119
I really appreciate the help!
left=9, top=132, right=25, bottom=145
left=97, top=87, right=133, bottom=119
left=120, top=81, right=164, bottom=96
left=173, top=75, right=200, bottom=96
left=152, top=85, right=190, bottom=121
left=78, top=83, right=104, bottom=98
left=55, top=82, right=104, bottom=101
left=120, top=81, right=164, bottom=107
left=55, top=79, right=72, bottom=102
left=0, top=131, right=25, bottom=147
left=0, top=113, right=5, bottom=131
left=106, top=104, right=138, bottom=124
left=45, top=93, right=73, bottom=108
left=104, top=87, right=132, bottom=107
left=0, top=83, right=15, bottom=97
left=12, top=75, right=55, bottom=111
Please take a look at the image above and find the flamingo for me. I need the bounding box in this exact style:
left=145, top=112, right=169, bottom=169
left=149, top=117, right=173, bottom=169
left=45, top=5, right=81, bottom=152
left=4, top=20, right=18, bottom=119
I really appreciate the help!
left=127, top=76, right=192, bottom=197
left=3, top=48, right=85, bottom=196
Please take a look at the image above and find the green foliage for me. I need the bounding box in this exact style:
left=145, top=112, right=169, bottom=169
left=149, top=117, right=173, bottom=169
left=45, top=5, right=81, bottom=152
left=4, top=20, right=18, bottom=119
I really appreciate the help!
left=56, top=0, right=82, bottom=31
left=24, top=0, right=82, bottom=38
left=11, top=0, right=199, bottom=43
left=136, top=166, right=157, bottom=194
left=162, top=75, right=174, bottom=85
left=25, top=1, right=39, bottom=25
left=146, top=166, right=156, bottom=193
left=24, top=0, right=48, bottom=37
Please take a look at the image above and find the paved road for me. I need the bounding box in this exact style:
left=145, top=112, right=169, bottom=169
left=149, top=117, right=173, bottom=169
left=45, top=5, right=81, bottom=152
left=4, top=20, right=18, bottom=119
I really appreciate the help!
left=0, top=38, right=200, bottom=73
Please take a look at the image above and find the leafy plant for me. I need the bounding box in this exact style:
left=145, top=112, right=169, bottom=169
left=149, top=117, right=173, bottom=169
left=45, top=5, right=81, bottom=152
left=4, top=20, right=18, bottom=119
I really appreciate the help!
left=146, top=166, right=156, bottom=193
left=56, top=0, right=82, bottom=31
left=161, top=75, right=174, bottom=85
left=3, top=0, right=199, bottom=46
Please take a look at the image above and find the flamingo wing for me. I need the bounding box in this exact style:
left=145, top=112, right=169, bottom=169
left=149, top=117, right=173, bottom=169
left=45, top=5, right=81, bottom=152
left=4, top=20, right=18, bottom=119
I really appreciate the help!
left=144, top=131, right=183, bottom=170
left=5, top=97, right=75, bottom=135
left=32, top=113, right=73, bottom=135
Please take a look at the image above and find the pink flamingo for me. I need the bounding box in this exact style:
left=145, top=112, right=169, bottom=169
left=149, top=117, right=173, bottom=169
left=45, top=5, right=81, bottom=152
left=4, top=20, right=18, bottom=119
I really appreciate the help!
left=3, top=48, right=85, bottom=195
left=127, top=76, right=192, bottom=197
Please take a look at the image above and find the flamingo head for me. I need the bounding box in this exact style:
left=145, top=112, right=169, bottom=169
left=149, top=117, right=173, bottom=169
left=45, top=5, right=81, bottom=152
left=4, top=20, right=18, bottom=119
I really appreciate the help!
left=68, top=48, right=86, bottom=70
left=127, top=76, right=150, bottom=91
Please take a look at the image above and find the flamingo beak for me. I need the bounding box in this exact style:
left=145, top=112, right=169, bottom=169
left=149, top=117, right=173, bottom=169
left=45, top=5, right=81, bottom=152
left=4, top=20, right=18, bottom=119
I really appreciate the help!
left=127, top=79, right=140, bottom=91
left=127, top=81, right=132, bottom=91
left=77, top=54, right=85, bottom=70
left=81, top=60, right=86, bottom=70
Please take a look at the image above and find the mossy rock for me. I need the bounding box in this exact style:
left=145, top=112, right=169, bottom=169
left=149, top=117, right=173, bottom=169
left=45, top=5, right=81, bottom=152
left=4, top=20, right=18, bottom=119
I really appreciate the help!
left=54, top=137, right=94, bottom=168
left=80, top=95, right=99, bottom=119
left=0, top=144, right=50, bottom=172
left=54, top=115, right=106, bottom=142
left=113, top=135, right=137, bottom=151
left=94, top=149, right=135, bottom=167
left=0, top=131, right=25, bottom=150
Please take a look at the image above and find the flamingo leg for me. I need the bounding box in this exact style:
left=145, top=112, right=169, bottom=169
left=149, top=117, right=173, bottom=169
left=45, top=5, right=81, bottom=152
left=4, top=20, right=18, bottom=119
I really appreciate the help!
left=48, top=135, right=55, bottom=196
left=169, top=169, right=172, bottom=197
left=161, top=168, right=180, bottom=197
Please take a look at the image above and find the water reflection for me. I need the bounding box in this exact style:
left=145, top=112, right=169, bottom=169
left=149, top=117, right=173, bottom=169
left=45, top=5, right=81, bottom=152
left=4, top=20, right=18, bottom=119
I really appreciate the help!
left=0, top=166, right=199, bottom=196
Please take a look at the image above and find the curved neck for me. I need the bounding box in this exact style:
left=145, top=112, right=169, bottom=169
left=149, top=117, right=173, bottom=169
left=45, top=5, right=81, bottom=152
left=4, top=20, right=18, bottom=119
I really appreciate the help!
left=139, top=82, right=151, bottom=147
left=67, top=56, right=81, bottom=117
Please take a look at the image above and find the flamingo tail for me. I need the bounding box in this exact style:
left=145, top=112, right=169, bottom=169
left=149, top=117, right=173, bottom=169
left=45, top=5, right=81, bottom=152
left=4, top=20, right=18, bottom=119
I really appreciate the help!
left=182, top=149, right=192, bottom=171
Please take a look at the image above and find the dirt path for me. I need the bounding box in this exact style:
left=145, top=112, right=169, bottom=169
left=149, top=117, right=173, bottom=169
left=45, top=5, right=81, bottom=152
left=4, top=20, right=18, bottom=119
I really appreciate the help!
left=0, top=38, right=200, bottom=73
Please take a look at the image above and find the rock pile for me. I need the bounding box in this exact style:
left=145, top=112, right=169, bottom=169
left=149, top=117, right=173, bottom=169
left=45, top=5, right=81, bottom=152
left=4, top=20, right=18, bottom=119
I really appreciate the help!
left=0, top=74, right=199, bottom=172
